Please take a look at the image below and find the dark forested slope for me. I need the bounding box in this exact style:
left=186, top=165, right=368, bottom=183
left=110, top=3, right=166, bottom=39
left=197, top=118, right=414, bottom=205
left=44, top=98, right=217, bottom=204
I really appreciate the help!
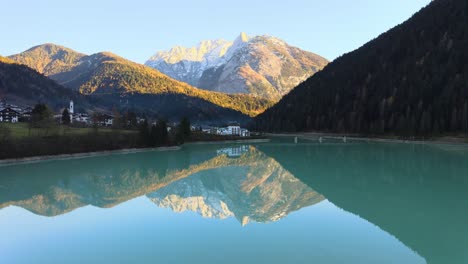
left=255, top=0, right=468, bottom=136
left=0, top=57, right=89, bottom=109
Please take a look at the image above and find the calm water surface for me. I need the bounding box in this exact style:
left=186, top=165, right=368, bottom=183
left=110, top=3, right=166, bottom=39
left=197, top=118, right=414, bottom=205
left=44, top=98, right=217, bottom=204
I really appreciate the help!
left=1, top=139, right=468, bottom=264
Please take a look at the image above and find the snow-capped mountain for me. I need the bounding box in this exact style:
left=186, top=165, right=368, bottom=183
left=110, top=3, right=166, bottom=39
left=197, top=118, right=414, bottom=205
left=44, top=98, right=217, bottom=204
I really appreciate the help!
left=145, top=33, right=328, bottom=101
left=146, top=39, right=233, bottom=87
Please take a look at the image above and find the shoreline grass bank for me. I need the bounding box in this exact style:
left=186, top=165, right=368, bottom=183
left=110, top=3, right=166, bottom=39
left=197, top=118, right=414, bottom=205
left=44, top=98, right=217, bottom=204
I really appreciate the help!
left=0, top=122, right=269, bottom=160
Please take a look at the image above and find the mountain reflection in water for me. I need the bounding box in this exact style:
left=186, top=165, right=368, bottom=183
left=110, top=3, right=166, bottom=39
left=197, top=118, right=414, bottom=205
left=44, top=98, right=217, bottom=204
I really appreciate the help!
left=1, top=141, right=468, bottom=263
left=0, top=145, right=323, bottom=224
left=148, top=146, right=323, bottom=225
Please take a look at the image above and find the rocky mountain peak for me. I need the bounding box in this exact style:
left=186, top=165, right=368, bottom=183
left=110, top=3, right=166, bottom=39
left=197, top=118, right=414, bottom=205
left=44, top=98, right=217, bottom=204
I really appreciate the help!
left=148, top=39, right=233, bottom=65
left=146, top=33, right=328, bottom=101
left=236, top=32, right=250, bottom=43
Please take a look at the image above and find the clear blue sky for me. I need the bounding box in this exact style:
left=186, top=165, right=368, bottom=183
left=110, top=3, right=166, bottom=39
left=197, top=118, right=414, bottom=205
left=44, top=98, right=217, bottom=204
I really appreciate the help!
left=0, top=0, right=431, bottom=63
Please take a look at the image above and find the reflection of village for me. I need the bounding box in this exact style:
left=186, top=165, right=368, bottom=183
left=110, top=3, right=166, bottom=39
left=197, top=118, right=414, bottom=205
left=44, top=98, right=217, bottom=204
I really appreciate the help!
left=216, top=145, right=250, bottom=157
left=0, top=100, right=251, bottom=136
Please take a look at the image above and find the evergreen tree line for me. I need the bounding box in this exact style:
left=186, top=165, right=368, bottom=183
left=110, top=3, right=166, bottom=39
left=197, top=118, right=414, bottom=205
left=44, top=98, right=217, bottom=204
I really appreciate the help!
left=138, top=117, right=191, bottom=147
left=255, top=0, right=468, bottom=137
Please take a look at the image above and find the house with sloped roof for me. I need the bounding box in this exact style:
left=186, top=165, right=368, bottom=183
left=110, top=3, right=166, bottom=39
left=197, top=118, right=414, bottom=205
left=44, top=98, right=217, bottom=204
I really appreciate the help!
left=0, top=107, right=20, bottom=123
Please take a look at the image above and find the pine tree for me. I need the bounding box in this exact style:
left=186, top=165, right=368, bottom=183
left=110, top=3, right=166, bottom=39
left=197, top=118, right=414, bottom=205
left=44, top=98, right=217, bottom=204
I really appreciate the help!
left=30, top=104, right=55, bottom=135
left=155, top=119, right=168, bottom=145
left=61, top=108, right=71, bottom=125
left=176, top=117, right=191, bottom=143
left=112, top=107, right=121, bottom=129
left=149, top=124, right=158, bottom=147
left=139, top=119, right=150, bottom=146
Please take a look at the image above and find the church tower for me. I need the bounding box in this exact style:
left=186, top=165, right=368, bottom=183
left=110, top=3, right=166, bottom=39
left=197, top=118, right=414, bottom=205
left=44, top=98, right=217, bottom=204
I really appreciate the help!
left=69, top=100, right=74, bottom=114
left=69, top=100, right=74, bottom=123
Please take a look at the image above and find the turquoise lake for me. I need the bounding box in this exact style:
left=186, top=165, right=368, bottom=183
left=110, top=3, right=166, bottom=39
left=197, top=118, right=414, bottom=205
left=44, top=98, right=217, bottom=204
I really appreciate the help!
left=1, top=139, right=468, bottom=264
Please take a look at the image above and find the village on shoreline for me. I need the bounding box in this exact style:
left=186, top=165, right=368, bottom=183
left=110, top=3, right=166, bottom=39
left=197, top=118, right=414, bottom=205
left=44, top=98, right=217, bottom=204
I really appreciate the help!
left=0, top=99, right=251, bottom=137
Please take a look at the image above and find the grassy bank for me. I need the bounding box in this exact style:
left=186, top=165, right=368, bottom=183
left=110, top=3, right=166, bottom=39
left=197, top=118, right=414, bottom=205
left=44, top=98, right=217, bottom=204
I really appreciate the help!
left=0, top=132, right=143, bottom=160
left=2, top=123, right=137, bottom=138
left=0, top=124, right=265, bottom=160
left=0, top=123, right=147, bottom=159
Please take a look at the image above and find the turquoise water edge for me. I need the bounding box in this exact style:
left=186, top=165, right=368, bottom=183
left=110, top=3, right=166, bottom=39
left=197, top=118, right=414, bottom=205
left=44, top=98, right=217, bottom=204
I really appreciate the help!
left=1, top=138, right=467, bottom=264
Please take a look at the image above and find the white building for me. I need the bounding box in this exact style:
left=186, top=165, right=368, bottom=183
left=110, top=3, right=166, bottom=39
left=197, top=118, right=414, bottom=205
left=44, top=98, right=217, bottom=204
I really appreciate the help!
left=217, top=127, right=229, bottom=135
left=0, top=107, right=20, bottom=123
left=215, top=124, right=250, bottom=137
left=104, top=115, right=113, bottom=127
left=227, top=125, right=241, bottom=136
left=136, top=117, right=146, bottom=125
left=241, top=129, right=250, bottom=137
left=73, top=113, right=90, bottom=124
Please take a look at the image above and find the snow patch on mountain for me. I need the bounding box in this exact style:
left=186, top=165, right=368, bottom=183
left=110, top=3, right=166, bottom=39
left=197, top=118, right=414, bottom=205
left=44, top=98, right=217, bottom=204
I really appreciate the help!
left=145, top=32, right=328, bottom=100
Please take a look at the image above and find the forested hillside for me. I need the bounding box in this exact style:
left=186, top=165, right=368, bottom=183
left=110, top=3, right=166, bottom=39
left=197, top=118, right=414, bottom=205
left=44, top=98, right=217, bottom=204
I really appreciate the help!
left=0, top=57, right=89, bottom=109
left=255, top=0, right=468, bottom=136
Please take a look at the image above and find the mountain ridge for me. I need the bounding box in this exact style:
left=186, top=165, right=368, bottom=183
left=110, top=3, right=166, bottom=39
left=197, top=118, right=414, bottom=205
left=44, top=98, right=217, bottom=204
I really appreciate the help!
left=146, top=33, right=328, bottom=101
left=9, top=44, right=273, bottom=117
left=9, top=43, right=86, bottom=76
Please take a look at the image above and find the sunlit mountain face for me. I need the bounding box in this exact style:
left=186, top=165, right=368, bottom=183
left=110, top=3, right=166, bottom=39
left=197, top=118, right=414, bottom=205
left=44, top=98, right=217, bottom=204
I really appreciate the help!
left=146, top=33, right=328, bottom=101
left=1, top=140, right=468, bottom=263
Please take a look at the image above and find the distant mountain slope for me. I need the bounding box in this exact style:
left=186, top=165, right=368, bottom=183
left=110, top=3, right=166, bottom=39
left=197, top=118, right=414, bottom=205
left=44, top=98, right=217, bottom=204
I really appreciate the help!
left=0, top=56, right=15, bottom=64
left=90, top=93, right=252, bottom=124
left=146, top=33, right=328, bottom=101
left=0, top=56, right=88, bottom=109
left=256, top=0, right=468, bottom=135
left=9, top=45, right=273, bottom=117
left=8, top=43, right=86, bottom=76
